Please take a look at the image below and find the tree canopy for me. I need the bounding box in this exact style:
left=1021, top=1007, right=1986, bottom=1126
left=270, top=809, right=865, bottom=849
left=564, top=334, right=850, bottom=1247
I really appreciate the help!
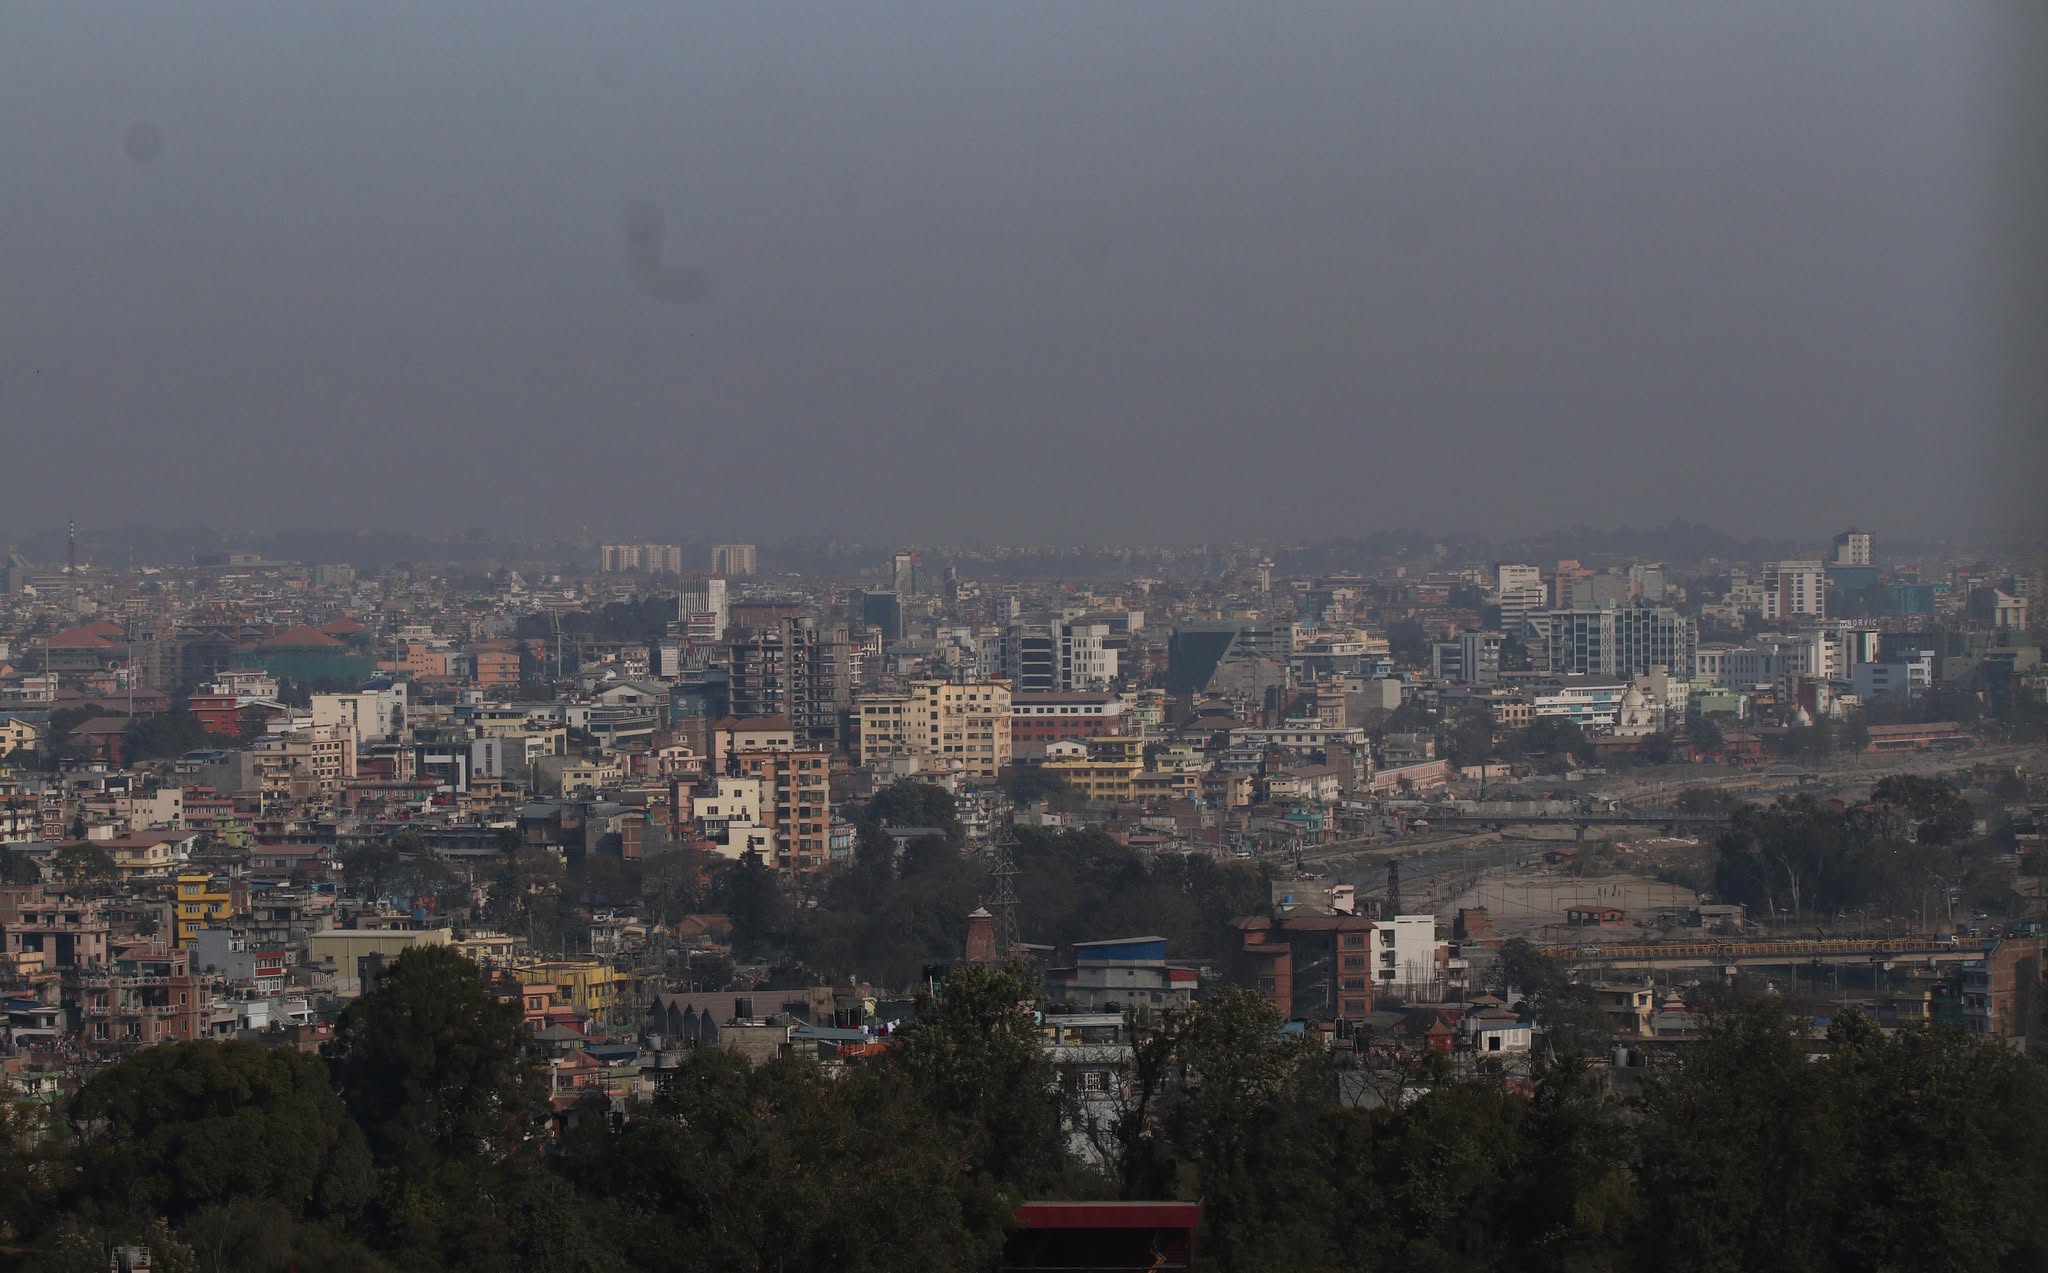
left=10, top=964, right=2048, bottom=1272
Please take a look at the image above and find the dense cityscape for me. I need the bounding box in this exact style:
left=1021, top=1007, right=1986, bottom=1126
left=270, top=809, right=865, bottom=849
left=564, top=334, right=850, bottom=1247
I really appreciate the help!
left=0, top=524, right=2045, bottom=1269
left=8, top=2, right=2048, bottom=1269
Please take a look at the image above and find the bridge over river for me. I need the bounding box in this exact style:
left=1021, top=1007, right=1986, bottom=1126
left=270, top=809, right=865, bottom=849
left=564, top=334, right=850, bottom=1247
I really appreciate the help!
left=1535, top=935, right=1995, bottom=972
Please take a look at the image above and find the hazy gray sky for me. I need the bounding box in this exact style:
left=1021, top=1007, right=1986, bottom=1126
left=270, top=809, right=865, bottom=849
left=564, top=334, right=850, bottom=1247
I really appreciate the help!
left=0, top=3, right=2022, bottom=544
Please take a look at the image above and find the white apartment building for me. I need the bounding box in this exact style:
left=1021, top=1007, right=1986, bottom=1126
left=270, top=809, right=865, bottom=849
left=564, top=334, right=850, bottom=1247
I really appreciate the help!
left=1497, top=563, right=1543, bottom=596
left=677, top=577, right=729, bottom=642
left=1060, top=622, right=1120, bottom=690
left=1532, top=678, right=1629, bottom=729
left=688, top=775, right=775, bottom=863
left=1374, top=915, right=1444, bottom=999
left=1499, top=584, right=1548, bottom=635
left=1762, top=561, right=1826, bottom=622
left=1833, top=529, right=1873, bottom=567
left=1852, top=654, right=1933, bottom=703
left=311, top=683, right=408, bottom=747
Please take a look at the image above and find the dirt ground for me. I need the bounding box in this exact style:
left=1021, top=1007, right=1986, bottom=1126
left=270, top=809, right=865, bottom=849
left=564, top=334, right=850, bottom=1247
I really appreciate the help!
left=1438, top=871, right=1701, bottom=942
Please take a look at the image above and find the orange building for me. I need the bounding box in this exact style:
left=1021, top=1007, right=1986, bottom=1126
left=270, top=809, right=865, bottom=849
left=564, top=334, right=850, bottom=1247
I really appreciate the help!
left=473, top=646, right=522, bottom=689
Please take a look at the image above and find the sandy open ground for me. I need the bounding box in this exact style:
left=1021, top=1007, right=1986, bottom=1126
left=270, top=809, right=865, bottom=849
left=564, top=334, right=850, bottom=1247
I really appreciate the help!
left=1440, top=872, right=1701, bottom=941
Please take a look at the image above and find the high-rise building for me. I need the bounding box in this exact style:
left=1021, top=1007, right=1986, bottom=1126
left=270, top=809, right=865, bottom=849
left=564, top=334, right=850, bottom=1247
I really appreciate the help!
left=1002, top=621, right=1119, bottom=692
left=1060, top=621, right=1119, bottom=690
left=721, top=730, right=833, bottom=877
left=725, top=618, right=853, bottom=747
left=677, top=577, right=729, bottom=642
left=1531, top=605, right=1697, bottom=679
left=1551, top=560, right=1593, bottom=610
left=1568, top=573, right=1633, bottom=608
left=711, top=544, right=757, bottom=578
left=861, top=590, right=904, bottom=642
left=892, top=550, right=919, bottom=597
left=601, top=544, right=683, bottom=574
left=1628, top=563, right=1669, bottom=602
left=857, top=679, right=1012, bottom=779
left=1832, top=529, right=1874, bottom=567
left=1430, top=631, right=1503, bottom=685
left=1498, top=584, right=1547, bottom=636
left=1762, top=561, right=1827, bottom=622
left=1001, top=626, right=1060, bottom=693
left=1496, top=563, right=1543, bottom=596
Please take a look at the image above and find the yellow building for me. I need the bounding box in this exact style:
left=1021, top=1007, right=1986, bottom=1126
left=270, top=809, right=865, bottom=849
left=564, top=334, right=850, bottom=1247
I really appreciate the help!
left=0, top=717, right=41, bottom=757
left=508, top=958, right=646, bottom=1029
left=858, top=679, right=1012, bottom=780
left=1043, top=736, right=1146, bottom=803
left=172, top=872, right=234, bottom=947
left=98, top=834, right=183, bottom=879
left=1132, top=770, right=1201, bottom=802
left=308, top=927, right=453, bottom=993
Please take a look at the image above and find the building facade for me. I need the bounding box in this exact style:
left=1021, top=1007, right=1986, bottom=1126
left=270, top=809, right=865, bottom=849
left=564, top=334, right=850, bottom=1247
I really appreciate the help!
left=857, top=679, right=1012, bottom=780
left=1528, top=605, right=1697, bottom=679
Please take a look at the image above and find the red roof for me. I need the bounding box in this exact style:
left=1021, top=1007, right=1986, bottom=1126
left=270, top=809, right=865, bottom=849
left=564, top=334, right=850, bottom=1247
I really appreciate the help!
left=260, top=625, right=344, bottom=650
left=319, top=618, right=368, bottom=635
left=46, top=626, right=117, bottom=650
left=1011, top=1202, right=1203, bottom=1231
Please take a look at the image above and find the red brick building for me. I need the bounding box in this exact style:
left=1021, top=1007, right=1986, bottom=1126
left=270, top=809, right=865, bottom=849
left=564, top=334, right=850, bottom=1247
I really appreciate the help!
left=1229, top=912, right=1374, bottom=1022
left=1010, top=691, right=1124, bottom=758
left=67, top=943, right=208, bottom=1054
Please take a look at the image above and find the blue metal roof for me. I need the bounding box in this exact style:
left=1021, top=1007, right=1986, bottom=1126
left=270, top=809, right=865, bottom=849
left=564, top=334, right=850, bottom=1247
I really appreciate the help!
left=1073, top=937, right=1168, bottom=962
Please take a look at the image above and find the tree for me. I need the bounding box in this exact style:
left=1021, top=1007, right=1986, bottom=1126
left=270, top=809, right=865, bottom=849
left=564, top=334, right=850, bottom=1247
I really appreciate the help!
left=68, top=1041, right=373, bottom=1228
left=1386, top=619, right=1429, bottom=667
left=1489, top=939, right=1611, bottom=1056
left=0, top=846, right=41, bottom=884
left=1871, top=774, right=1975, bottom=846
left=121, top=711, right=218, bottom=762
left=1837, top=711, right=1870, bottom=754
left=339, top=841, right=402, bottom=898
left=715, top=853, right=791, bottom=959
left=1380, top=699, right=1434, bottom=737
left=1687, top=713, right=1725, bottom=755
left=50, top=843, right=115, bottom=885
left=863, top=782, right=963, bottom=844
left=997, top=764, right=1080, bottom=812
left=1631, top=998, right=1845, bottom=1272
left=1814, top=1014, right=2048, bottom=1271
left=1108, top=987, right=1336, bottom=1273
left=1512, top=717, right=1593, bottom=770
left=1675, top=787, right=1735, bottom=816
left=886, top=961, right=1065, bottom=1195
left=604, top=1051, right=1007, bottom=1273
left=1632, top=1002, right=2048, bottom=1272
left=176, top=1198, right=396, bottom=1273
left=1439, top=710, right=1496, bottom=767
left=1498, top=634, right=1532, bottom=673
left=325, top=946, right=543, bottom=1176
left=0, top=1093, right=67, bottom=1248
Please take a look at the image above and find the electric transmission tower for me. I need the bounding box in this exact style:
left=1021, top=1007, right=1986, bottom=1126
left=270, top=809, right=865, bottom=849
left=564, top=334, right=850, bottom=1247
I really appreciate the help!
left=985, top=812, right=1023, bottom=959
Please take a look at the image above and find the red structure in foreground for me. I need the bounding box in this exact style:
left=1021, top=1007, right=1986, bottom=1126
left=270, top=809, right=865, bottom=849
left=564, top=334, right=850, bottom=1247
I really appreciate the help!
left=1000, top=1201, right=1202, bottom=1272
